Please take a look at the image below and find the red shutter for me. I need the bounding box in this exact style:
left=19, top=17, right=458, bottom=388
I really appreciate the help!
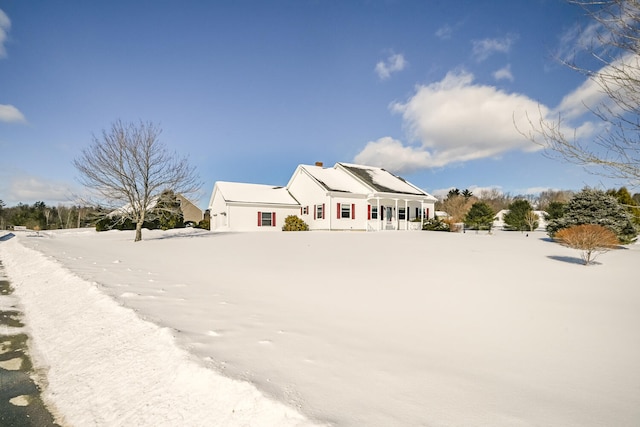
left=367, top=205, right=371, bottom=220
left=314, top=205, right=316, bottom=220
left=300, top=207, right=302, bottom=215
left=426, top=208, right=430, bottom=219
left=322, top=203, right=325, bottom=219
left=337, top=203, right=340, bottom=219
left=352, top=203, right=355, bottom=219
left=272, top=212, right=276, bottom=227
left=257, top=211, right=262, bottom=226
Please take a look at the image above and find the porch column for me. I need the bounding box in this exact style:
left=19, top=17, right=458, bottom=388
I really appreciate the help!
left=405, top=199, right=409, bottom=230
left=394, top=199, right=399, bottom=231
left=377, top=198, right=381, bottom=231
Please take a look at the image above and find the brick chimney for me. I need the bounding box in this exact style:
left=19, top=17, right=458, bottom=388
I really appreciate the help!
left=315, top=161, right=323, bottom=167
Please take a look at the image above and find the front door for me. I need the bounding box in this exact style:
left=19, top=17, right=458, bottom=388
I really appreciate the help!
left=386, top=207, right=393, bottom=228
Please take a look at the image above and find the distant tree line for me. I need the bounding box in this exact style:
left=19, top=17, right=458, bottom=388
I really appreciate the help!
left=0, top=199, right=104, bottom=231
left=426, top=187, right=640, bottom=240
left=0, top=190, right=208, bottom=232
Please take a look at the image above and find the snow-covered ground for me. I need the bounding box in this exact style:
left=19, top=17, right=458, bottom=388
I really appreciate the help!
left=0, top=228, right=638, bottom=426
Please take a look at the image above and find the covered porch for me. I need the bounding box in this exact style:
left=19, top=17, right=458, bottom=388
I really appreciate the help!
left=366, top=196, right=432, bottom=231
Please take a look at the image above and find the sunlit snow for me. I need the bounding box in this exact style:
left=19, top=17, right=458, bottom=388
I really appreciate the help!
left=0, top=228, right=638, bottom=426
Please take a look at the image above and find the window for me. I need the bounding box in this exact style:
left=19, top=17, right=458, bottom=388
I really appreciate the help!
left=398, top=208, right=406, bottom=220
left=302, top=206, right=309, bottom=215
left=341, top=203, right=351, bottom=218
left=258, top=211, right=275, bottom=227
left=371, top=206, right=378, bottom=219
left=337, top=203, right=355, bottom=219
left=315, top=204, right=324, bottom=220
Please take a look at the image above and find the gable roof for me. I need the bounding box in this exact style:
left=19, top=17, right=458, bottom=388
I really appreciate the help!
left=214, top=181, right=299, bottom=206
left=290, top=162, right=437, bottom=200
left=338, top=163, right=436, bottom=199
left=296, top=164, right=371, bottom=193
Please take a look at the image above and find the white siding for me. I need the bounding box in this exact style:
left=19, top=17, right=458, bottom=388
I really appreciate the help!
left=209, top=183, right=300, bottom=231
left=287, top=168, right=332, bottom=231
left=227, top=204, right=300, bottom=232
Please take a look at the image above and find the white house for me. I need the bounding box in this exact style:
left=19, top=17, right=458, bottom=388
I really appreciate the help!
left=209, top=162, right=437, bottom=232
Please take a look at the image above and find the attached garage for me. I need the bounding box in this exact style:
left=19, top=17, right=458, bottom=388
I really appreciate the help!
left=208, top=182, right=300, bottom=232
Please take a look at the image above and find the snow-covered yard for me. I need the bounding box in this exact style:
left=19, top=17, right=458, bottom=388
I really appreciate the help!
left=0, top=228, right=638, bottom=426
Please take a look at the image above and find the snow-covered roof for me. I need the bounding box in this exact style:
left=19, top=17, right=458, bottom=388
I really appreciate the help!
left=299, top=165, right=371, bottom=193
left=338, top=163, right=434, bottom=197
left=215, top=181, right=299, bottom=206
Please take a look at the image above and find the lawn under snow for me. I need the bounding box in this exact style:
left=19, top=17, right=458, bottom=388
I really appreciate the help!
left=0, top=228, right=638, bottom=426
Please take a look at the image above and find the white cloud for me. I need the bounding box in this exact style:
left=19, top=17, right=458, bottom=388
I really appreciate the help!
left=553, top=53, right=639, bottom=122
left=6, top=174, right=75, bottom=204
left=555, top=19, right=610, bottom=64
left=375, top=70, right=544, bottom=170
left=354, top=137, right=433, bottom=173
left=375, top=53, right=407, bottom=80
left=356, top=54, right=623, bottom=176
left=472, top=34, right=517, bottom=62
left=519, top=186, right=559, bottom=195
left=0, top=104, right=26, bottom=123
left=429, top=185, right=503, bottom=201
left=0, top=9, right=11, bottom=58
left=493, top=64, right=514, bottom=82
left=435, top=24, right=453, bottom=40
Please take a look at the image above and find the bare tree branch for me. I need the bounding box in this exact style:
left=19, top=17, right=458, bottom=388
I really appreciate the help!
left=73, top=120, right=201, bottom=241
left=519, top=0, right=640, bottom=188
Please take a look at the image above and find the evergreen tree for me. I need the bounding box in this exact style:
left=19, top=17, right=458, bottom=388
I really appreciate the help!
left=503, top=199, right=537, bottom=231
left=447, top=188, right=461, bottom=198
left=150, top=190, right=184, bottom=230
left=547, top=188, right=638, bottom=244
left=464, top=202, right=495, bottom=231
left=544, top=201, right=566, bottom=221
left=607, top=187, right=640, bottom=225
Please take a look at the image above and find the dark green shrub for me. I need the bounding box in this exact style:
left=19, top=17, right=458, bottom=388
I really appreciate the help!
left=95, top=215, right=136, bottom=231
left=282, top=215, right=309, bottom=231
left=544, top=201, right=566, bottom=221
left=422, top=217, right=450, bottom=231
left=196, top=219, right=210, bottom=230
left=464, top=202, right=495, bottom=231
left=503, top=199, right=537, bottom=231
left=148, top=190, right=184, bottom=230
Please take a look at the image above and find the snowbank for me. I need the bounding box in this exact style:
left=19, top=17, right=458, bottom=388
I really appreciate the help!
left=1, top=228, right=639, bottom=426
left=0, top=235, right=317, bottom=427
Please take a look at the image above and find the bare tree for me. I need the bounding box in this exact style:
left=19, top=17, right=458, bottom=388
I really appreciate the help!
left=74, top=120, right=201, bottom=242
left=522, top=0, right=640, bottom=187
left=537, top=190, right=575, bottom=211
left=437, top=193, right=476, bottom=223
left=524, top=210, right=540, bottom=232
left=477, top=188, right=513, bottom=213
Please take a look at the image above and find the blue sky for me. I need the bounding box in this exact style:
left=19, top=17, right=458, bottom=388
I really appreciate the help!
left=0, top=1, right=625, bottom=208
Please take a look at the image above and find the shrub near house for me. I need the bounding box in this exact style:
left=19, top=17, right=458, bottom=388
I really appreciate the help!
left=282, top=215, right=309, bottom=231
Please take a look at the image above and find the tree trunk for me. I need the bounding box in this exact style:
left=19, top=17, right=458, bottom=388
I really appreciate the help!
left=135, top=222, right=143, bottom=242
